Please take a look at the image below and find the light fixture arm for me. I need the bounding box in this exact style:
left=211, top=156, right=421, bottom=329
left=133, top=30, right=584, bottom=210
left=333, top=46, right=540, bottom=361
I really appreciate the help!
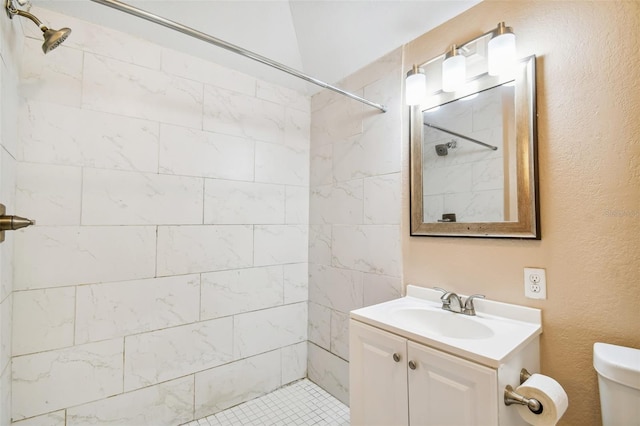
left=453, top=22, right=514, bottom=54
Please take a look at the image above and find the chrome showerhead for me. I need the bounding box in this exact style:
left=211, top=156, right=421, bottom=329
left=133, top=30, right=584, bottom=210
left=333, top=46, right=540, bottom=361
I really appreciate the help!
left=5, top=0, right=71, bottom=54
left=41, top=26, right=71, bottom=53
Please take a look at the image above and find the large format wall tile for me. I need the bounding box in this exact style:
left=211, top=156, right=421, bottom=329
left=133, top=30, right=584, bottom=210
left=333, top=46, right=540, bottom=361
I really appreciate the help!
left=309, top=225, right=332, bottom=266
left=124, top=318, right=233, bottom=391
left=194, top=350, right=281, bottom=418
left=308, top=264, right=364, bottom=313
left=281, top=342, right=307, bottom=384
left=157, top=225, right=253, bottom=275
left=75, top=275, right=200, bottom=344
left=162, top=49, right=256, bottom=96
left=285, top=185, right=309, bottom=225
left=203, top=86, right=285, bottom=144
left=331, top=225, right=401, bottom=277
left=12, top=339, right=124, bottom=420
left=233, top=303, right=307, bottom=358
left=283, top=263, right=308, bottom=304
left=201, top=266, right=284, bottom=319
left=81, top=168, right=204, bottom=225
left=12, top=288, right=75, bottom=356
left=363, top=173, right=401, bottom=225
left=14, top=226, right=157, bottom=290
left=307, top=342, right=349, bottom=405
left=12, top=411, right=66, bottom=426
left=0, top=294, right=12, bottom=376
left=19, top=100, right=159, bottom=172
left=308, top=301, right=331, bottom=350
left=255, top=142, right=309, bottom=186
left=257, top=81, right=310, bottom=114
left=19, top=38, right=82, bottom=108
left=82, top=53, right=203, bottom=129
left=68, top=376, right=193, bottom=426
left=330, top=310, right=349, bottom=360
left=204, top=179, right=285, bottom=225
left=159, top=124, right=255, bottom=181
left=254, top=225, right=308, bottom=266
left=16, top=162, right=82, bottom=226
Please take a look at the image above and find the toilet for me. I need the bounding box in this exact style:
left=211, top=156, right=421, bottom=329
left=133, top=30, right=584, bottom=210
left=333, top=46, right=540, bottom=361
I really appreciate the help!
left=593, top=342, right=640, bottom=425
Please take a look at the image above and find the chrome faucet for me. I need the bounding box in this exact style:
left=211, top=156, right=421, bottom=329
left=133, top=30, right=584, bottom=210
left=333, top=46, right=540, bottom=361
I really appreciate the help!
left=434, top=287, right=485, bottom=316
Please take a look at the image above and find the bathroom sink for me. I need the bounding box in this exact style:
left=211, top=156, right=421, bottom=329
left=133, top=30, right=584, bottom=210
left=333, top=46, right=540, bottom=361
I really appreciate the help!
left=350, top=285, right=542, bottom=368
left=389, top=307, right=494, bottom=339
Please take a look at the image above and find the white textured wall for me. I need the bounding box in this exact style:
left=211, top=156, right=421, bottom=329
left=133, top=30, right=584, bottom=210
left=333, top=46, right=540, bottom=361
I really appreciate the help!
left=11, top=7, right=309, bottom=424
left=308, top=50, right=404, bottom=404
left=403, top=2, right=640, bottom=424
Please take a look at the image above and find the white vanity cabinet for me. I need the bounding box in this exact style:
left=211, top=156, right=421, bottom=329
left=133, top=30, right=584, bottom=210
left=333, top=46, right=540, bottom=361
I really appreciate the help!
left=348, top=286, right=542, bottom=426
left=350, top=320, right=497, bottom=426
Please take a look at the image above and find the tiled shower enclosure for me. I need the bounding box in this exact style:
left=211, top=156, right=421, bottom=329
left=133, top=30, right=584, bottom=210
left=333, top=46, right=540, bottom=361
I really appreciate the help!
left=0, top=4, right=402, bottom=425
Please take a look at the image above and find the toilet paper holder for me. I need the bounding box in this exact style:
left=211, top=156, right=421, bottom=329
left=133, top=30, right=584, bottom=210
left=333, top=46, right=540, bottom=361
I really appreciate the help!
left=504, top=368, right=543, bottom=414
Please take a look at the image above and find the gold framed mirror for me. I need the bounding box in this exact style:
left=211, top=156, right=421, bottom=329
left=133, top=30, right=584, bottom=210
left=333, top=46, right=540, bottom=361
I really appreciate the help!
left=410, top=55, right=539, bottom=238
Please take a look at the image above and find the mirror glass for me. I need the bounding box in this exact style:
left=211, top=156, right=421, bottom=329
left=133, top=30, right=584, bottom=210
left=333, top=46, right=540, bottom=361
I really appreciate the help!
left=410, top=55, right=539, bottom=238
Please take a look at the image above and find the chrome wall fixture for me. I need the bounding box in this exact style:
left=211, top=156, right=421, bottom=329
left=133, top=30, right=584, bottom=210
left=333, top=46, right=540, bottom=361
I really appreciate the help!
left=0, top=204, right=35, bottom=243
left=4, top=0, right=71, bottom=53
left=406, top=22, right=516, bottom=104
left=89, top=0, right=387, bottom=113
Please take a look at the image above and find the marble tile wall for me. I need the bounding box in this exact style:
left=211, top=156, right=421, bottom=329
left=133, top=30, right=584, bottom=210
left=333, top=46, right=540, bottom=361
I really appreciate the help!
left=0, top=7, right=23, bottom=425
left=307, top=49, right=404, bottom=404
left=11, top=7, right=309, bottom=425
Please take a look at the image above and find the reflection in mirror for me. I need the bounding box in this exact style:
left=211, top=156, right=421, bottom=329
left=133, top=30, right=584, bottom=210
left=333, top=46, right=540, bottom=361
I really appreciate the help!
left=410, top=55, right=539, bottom=239
left=422, top=82, right=515, bottom=223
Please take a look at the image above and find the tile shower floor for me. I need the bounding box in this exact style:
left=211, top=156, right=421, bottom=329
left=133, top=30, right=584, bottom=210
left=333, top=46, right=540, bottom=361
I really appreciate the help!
left=182, top=379, right=350, bottom=426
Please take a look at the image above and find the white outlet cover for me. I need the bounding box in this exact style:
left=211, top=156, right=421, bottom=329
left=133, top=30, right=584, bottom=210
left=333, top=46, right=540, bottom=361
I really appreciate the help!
left=524, top=267, right=547, bottom=299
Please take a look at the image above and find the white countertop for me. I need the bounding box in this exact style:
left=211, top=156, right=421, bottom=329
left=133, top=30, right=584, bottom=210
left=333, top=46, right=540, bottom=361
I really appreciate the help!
left=350, top=285, right=542, bottom=368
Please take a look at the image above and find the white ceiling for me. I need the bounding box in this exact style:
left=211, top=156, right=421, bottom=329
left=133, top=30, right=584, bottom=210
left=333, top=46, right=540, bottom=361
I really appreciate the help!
left=32, top=0, right=481, bottom=94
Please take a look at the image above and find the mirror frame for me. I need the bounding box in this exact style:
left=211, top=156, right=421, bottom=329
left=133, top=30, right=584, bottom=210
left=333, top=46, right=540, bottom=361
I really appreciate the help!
left=410, top=55, right=539, bottom=239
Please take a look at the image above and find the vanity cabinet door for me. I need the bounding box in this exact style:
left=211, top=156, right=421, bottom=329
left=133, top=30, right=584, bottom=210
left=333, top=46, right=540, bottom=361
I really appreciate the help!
left=350, top=320, right=409, bottom=426
left=407, top=341, right=498, bottom=426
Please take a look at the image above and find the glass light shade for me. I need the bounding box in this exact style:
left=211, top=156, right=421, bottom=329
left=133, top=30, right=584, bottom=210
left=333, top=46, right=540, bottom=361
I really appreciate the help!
left=442, top=54, right=466, bottom=92
left=405, top=69, right=426, bottom=105
left=488, top=31, right=516, bottom=76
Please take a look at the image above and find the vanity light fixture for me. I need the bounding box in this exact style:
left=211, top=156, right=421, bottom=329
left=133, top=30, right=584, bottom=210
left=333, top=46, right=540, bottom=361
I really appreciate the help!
left=405, top=64, right=426, bottom=105
left=405, top=22, right=517, bottom=104
left=487, top=22, right=516, bottom=76
left=442, top=44, right=465, bottom=93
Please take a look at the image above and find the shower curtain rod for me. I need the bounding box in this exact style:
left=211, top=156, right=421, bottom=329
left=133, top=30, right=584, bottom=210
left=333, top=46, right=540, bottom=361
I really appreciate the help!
left=89, top=0, right=387, bottom=113
left=424, top=122, right=498, bottom=151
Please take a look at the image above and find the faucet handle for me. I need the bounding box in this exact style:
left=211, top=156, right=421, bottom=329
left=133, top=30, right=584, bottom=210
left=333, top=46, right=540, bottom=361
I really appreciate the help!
left=463, top=294, right=485, bottom=315
left=433, top=287, right=451, bottom=305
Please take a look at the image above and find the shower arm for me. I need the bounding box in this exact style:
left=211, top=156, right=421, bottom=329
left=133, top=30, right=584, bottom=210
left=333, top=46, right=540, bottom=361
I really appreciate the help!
left=423, top=122, right=498, bottom=151
left=5, top=0, right=46, bottom=29
left=88, top=0, right=387, bottom=113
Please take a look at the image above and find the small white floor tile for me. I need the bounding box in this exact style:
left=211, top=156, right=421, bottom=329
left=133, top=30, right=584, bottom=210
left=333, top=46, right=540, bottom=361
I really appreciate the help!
left=181, top=379, right=349, bottom=426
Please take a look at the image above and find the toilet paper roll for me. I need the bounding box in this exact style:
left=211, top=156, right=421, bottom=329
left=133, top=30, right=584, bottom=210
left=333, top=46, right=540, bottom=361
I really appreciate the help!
left=515, top=373, right=569, bottom=426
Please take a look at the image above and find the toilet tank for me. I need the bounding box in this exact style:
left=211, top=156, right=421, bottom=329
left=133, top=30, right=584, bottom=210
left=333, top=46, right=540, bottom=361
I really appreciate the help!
left=593, top=342, right=640, bottom=426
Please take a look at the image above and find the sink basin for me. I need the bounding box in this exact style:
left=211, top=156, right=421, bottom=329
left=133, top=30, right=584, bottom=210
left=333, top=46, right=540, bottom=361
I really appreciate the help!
left=350, top=285, right=542, bottom=368
left=390, top=307, right=494, bottom=339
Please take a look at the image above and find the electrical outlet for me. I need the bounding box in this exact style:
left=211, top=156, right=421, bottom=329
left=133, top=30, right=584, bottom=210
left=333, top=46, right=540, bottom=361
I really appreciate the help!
left=524, top=267, right=547, bottom=299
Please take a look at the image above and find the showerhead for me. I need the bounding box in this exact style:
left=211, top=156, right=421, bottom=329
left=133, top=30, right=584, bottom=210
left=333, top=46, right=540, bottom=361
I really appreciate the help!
left=435, top=144, right=449, bottom=156
left=5, top=1, right=71, bottom=54
left=41, top=26, right=72, bottom=53
left=435, top=140, right=457, bottom=156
